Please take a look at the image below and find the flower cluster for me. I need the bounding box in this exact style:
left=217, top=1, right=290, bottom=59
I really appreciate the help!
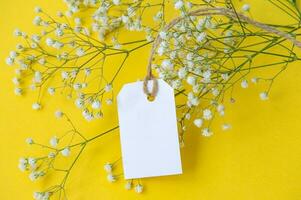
left=9, top=0, right=301, bottom=199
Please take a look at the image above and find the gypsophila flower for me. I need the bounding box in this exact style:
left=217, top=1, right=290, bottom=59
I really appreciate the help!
left=125, top=181, right=132, bottom=190
left=104, top=163, right=113, bottom=173
left=32, top=102, right=41, bottom=110
left=47, top=87, right=55, bottom=95
left=113, top=0, right=121, bottom=5
left=55, top=110, right=63, bottom=118
left=193, top=118, right=203, bottom=128
left=242, top=4, right=250, bottom=12
left=61, top=71, right=68, bottom=79
left=14, top=87, right=23, bottom=96
left=106, top=99, right=113, bottom=105
left=251, top=77, right=258, bottom=84
left=203, top=109, right=212, bottom=120
left=48, top=152, right=56, bottom=158
left=45, top=38, right=54, bottom=46
left=12, top=77, right=20, bottom=85
left=26, top=138, right=34, bottom=145
left=61, top=147, right=70, bottom=157
left=107, top=174, right=116, bottom=182
left=92, top=100, right=101, bottom=110
left=49, top=136, right=58, bottom=147
left=259, top=92, right=268, bottom=100
left=197, top=32, right=207, bottom=42
left=18, top=158, right=27, bottom=171
left=217, top=104, right=225, bottom=116
left=76, top=48, right=85, bottom=56
left=222, top=123, right=231, bottom=131
left=28, top=157, right=37, bottom=168
left=104, top=84, right=112, bottom=92
left=135, top=184, right=143, bottom=193
left=202, top=128, right=213, bottom=137
left=34, top=6, right=42, bottom=13
left=186, top=76, right=196, bottom=86
left=174, top=0, right=184, bottom=10
left=6, top=57, right=14, bottom=66
left=241, top=80, right=248, bottom=88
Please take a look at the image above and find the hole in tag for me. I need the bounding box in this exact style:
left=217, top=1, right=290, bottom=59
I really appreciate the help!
left=147, top=95, right=155, bottom=102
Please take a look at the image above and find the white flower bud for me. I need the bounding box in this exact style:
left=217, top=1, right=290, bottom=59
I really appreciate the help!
left=193, top=119, right=203, bottom=128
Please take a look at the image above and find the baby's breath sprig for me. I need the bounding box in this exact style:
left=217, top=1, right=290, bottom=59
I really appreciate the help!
left=19, top=110, right=119, bottom=200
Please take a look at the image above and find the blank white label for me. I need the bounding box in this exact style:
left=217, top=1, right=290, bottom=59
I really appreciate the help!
left=117, top=79, right=182, bottom=179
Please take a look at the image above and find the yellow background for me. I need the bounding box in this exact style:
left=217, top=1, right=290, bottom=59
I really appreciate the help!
left=1, top=0, right=301, bottom=199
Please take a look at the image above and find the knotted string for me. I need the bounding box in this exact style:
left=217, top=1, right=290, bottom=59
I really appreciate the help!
left=143, top=7, right=301, bottom=98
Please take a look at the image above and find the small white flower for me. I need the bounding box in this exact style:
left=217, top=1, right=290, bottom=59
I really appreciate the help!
left=29, top=172, right=39, bottom=181
left=221, top=73, right=229, bottom=81
left=217, top=104, right=225, bottom=116
left=75, top=99, right=84, bottom=108
left=32, top=102, right=41, bottom=110
left=104, top=84, right=112, bottom=92
left=92, top=100, right=101, bottom=110
left=242, top=4, right=250, bottom=12
left=161, top=59, right=173, bottom=70
left=26, top=138, right=34, bottom=145
left=106, top=99, right=113, bottom=105
left=84, top=68, right=91, bottom=76
left=14, top=28, right=22, bottom=37
left=73, top=83, right=82, bottom=90
left=202, top=128, right=213, bottom=137
left=196, top=32, right=207, bottom=42
left=38, top=58, right=46, bottom=65
left=12, top=77, right=20, bottom=85
left=125, top=181, right=132, bottom=190
left=45, top=38, right=54, bottom=46
left=76, top=48, right=85, bottom=57
left=47, top=87, right=55, bottom=95
left=186, top=76, right=196, bottom=86
left=55, top=110, right=63, bottom=118
left=14, top=87, right=22, bottom=96
left=241, top=80, right=248, bottom=88
left=104, top=163, right=112, bottom=173
left=203, top=109, right=212, bottom=120
left=251, top=77, right=258, bottom=84
left=18, top=158, right=27, bottom=171
left=82, top=109, right=93, bottom=121
left=49, top=136, right=58, bottom=147
left=159, top=31, right=167, bottom=39
left=222, top=123, right=231, bottom=131
left=202, top=70, right=211, bottom=83
left=193, top=118, right=203, bottom=128
left=34, top=71, right=42, bottom=83
left=174, top=0, right=184, bottom=9
left=28, top=157, right=37, bottom=168
left=259, top=92, right=268, bottom=100
left=6, top=57, right=14, bottom=66
left=61, top=71, right=68, bottom=79
left=113, top=0, right=121, bottom=5
left=34, top=6, right=42, bottom=13
left=33, top=16, right=42, bottom=26
left=53, top=41, right=63, bottom=49
left=178, top=68, right=187, bottom=79
left=18, top=162, right=27, bottom=172
left=61, top=147, right=70, bottom=157
left=107, top=174, right=116, bottom=182
left=55, top=28, right=64, bottom=37
left=135, top=184, right=143, bottom=193
left=48, top=152, right=56, bottom=158
left=74, top=17, right=81, bottom=25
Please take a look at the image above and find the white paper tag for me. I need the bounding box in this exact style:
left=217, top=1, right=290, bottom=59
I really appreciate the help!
left=117, top=79, right=182, bottom=179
